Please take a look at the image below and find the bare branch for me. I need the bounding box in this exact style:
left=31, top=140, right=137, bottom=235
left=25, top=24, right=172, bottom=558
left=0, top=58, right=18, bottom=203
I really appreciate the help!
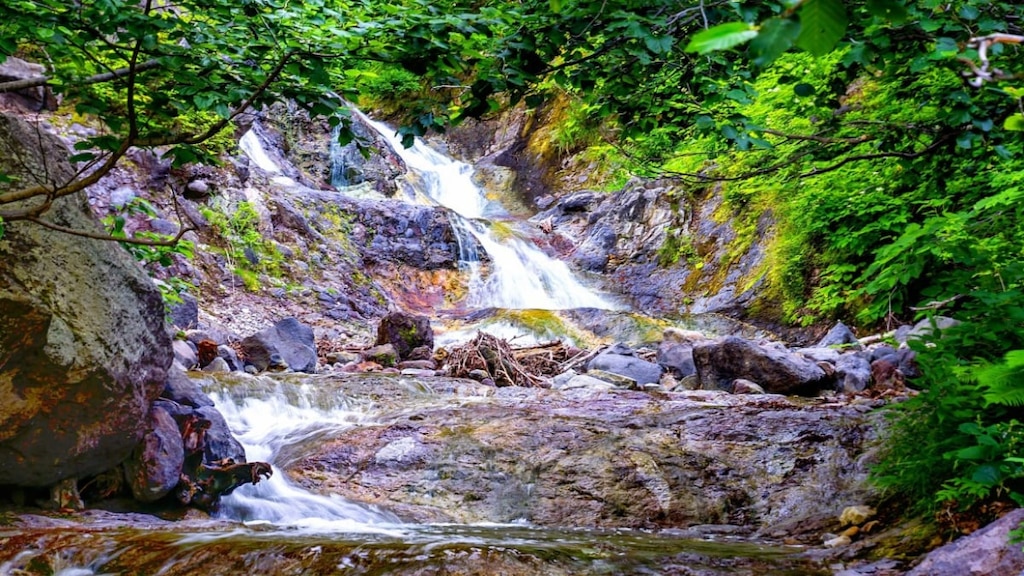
left=24, top=215, right=195, bottom=247
left=963, top=33, right=1024, bottom=87
left=0, top=60, right=161, bottom=94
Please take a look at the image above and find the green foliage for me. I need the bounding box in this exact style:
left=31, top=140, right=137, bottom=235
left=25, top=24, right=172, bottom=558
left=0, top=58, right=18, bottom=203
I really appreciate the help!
left=201, top=200, right=283, bottom=291
left=102, top=197, right=194, bottom=310
left=657, top=228, right=698, bottom=269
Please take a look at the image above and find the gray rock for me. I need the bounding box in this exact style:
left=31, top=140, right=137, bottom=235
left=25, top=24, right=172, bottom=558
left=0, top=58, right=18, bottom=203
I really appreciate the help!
left=906, top=315, right=961, bottom=342
left=217, top=345, right=242, bottom=371
left=195, top=406, right=246, bottom=464
left=835, top=353, right=872, bottom=393
left=657, top=340, right=696, bottom=377
left=172, top=339, right=199, bottom=369
left=168, top=293, right=199, bottom=330
left=123, top=406, right=184, bottom=502
left=796, top=347, right=841, bottom=364
left=149, top=218, right=179, bottom=235
left=692, top=336, right=828, bottom=395
left=161, top=366, right=214, bottom=408
left=552, top=370, right=578, bottom=388
left=587, top=343, right=663, bottom=385
left=907, top=508, right=1024, bottom=576
left=239, top=317, right=317, bottom=373
left=869, top=344, right=897, bottom=362
left=0, top=56, right=49, bottom=109
left=816, top=321, right=862, bottom=349
left=562, top=374, right=616, bottom=391
left=202, top=357, right=231, bottom=373
left=184, top=179, right=211, bottom=198
left=0, top=113, right=172, bottom=487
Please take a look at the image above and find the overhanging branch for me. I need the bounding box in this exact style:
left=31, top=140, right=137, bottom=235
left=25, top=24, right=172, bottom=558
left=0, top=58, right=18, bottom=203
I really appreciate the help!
left=0, top=60, right=161, bottom=94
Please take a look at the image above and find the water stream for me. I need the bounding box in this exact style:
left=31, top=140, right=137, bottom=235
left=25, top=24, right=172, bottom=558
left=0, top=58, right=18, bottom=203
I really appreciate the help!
left=351, top=113, right=621, bottom=312
left=0, top=119, right=831, bottom=575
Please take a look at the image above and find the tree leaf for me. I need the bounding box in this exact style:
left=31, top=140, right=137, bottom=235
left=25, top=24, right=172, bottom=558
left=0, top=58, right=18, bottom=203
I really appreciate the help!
left=866, top=0, right=908, bottom=24
left=796, top=0, right=848, bottom=56
left=750, top=18, right=801, bottom=67
left=685, top=22, right=759, bottom=54
left=1004, top=114, right=1024, bottom=131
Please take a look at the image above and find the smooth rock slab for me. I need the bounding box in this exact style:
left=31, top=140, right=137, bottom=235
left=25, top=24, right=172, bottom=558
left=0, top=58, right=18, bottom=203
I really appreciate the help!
left=289, top=377, right=878, bottom=535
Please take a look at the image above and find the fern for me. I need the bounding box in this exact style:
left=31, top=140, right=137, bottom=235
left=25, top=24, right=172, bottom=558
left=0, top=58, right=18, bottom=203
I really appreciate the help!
left=981, top=350, right=1024, bottom=408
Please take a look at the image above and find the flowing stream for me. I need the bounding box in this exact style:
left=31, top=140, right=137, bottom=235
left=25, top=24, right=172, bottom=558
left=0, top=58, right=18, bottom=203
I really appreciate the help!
left=351, top=113, right=621, bottom=312
left=0, top=119, right=827, bottom=575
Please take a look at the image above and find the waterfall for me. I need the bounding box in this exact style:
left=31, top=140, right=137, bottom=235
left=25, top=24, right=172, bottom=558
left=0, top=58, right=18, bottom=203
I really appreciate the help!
left=350, top=113, right=621, bottom=311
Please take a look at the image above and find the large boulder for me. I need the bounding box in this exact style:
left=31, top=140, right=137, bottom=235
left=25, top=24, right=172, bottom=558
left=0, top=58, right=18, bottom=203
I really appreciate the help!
left=692, top=336, right=829, bottom=394
left=907, top=508, right=1024, bottom=576
left=375, top=311, right=433, bottom=362
left=238, top=317, right=317, bottom=373
left=0, top=113, right=172, bottom=487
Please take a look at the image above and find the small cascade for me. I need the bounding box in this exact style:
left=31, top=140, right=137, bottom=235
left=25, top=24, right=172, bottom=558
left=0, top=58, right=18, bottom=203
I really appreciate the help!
left=353, top=113, right=620, bottom=311
left=239, top=124, right=296, bottom=187
left=210, top=378, right=401, bottom=531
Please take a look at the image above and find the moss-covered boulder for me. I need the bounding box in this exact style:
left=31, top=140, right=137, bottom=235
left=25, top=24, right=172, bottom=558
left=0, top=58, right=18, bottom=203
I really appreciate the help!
left=0, top=113, right=172, bottom=488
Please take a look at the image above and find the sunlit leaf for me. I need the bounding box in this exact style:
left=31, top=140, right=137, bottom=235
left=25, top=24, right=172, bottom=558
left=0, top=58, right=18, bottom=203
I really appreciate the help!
left=685, top=22, right=759, bottom=54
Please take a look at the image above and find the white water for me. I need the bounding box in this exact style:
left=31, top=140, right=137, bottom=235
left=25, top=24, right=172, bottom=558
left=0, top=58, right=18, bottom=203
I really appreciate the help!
left=213, top=382, right=403, bottom=533
left=354, top=114, right=620, bottom=311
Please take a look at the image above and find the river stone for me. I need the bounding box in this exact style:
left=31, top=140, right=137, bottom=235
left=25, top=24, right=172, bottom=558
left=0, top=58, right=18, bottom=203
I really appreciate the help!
left=375, top=311, right=433, bottom=362
left=363, top=343, right=398, bottom=368
left=587, top=343, right=663, bottom=385
left=0, top=113, right=172, bottom=487
left=195, top=406, right=246, bottom=464
left=906, top=508, right=1024, bottom=576
left=692, top=336, right=829, bottom=394
left=816, top=321, right=862, bottom=349
left=124, top=406, right=184, bottom=502
left=172, top=339, right=199, bottom=369
left=239, top=317, right=317, bottom=373
left=835, top=353, right=872, bottom=393
left=656, top=340, right=696, bottom=377
left=561, top=374, right=616, bottom=391
left=162, top=366, right=215, bottom=408
left=732, top=379, right=765, bottom=395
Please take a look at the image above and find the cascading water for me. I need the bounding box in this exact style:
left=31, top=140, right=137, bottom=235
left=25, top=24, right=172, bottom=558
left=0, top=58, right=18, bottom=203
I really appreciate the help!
left=352, top=113, right=621, bottom=311
left=209, top=378, right=402, bottom=532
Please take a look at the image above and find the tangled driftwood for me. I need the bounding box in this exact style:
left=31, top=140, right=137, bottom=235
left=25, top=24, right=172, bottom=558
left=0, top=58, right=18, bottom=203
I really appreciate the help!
left=446, top=332, right=582, bottom=386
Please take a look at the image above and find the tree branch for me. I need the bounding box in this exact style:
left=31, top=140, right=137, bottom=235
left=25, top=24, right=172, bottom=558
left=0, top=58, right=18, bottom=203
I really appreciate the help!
left=24, top=215, right=195, bottom=247
left=0, top=60, right=161, bottom=94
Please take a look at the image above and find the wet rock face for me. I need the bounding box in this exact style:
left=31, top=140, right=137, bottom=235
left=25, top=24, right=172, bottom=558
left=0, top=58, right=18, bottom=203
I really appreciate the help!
left=290, top=380, right=878, bottom=534
left=533, top=180, right=768, bottom=318
left=0, top=113, right=172, bottom=487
